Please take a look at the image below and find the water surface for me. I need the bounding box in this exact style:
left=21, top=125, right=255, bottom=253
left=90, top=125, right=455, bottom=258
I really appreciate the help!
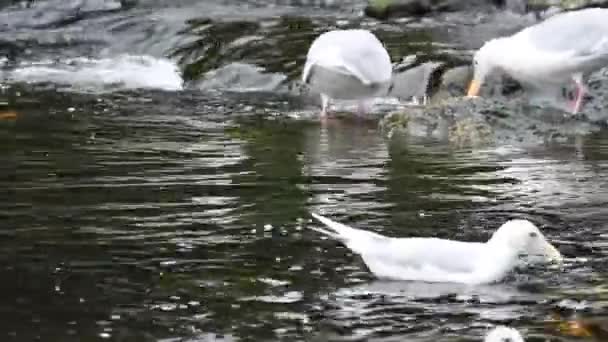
left=1, top=1, right=608, bottom=341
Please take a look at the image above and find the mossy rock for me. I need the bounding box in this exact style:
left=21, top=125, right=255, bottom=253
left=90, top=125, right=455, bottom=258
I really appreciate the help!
left=380, top=97, right=497, bottom=147
left=448, top=117, right=494, bottom=146
left=527, top=0, right=608, bottom=11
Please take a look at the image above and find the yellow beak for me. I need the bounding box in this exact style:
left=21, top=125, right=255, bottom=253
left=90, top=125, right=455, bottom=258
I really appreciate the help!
left=466, top=79, right=481, bottom=97
left=544, top=242, right=563, bottom=264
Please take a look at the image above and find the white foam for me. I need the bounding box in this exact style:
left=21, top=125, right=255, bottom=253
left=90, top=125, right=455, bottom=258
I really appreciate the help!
left=4, top=55, right=183, bottom=92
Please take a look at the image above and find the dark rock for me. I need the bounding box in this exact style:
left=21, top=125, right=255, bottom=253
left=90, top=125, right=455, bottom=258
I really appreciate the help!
left=526, top=0, right=608, bottom=13
left=380, top=96, right=607, bottom=148
left=380, top=65, right=608, bottom=148
left=365, top=0, right=457, bottom=19
left=388, top=61, right=444, bottom=101
left=429, top=64, right=524, bottom=102
left=0, top=0, right=123, bottom=29
left=364, top=0, right=525, bottom=19
left=430, top=65, right=472, bottom=101
left=364, top=0, right=608, bottom=19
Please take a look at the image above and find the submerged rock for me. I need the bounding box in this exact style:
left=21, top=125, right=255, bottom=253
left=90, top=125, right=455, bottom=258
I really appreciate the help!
left=380, top=92, right=608, bottom=148
left=380, top=98, right=497, bottom=146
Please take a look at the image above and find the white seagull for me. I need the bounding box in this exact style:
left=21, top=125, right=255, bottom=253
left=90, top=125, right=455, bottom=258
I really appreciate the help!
left=467, top=8, right=608, bottom=114
left=302, top=29, right=393, bottom=118
left=309, top=213, right=562, bottom=284
left=484, top=326, right=525, bottom=342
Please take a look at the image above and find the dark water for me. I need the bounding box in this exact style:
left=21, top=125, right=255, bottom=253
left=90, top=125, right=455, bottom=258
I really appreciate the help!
left=2, top=1, right=608, bottom=341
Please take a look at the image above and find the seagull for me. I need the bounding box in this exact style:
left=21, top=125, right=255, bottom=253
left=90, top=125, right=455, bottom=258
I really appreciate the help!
left=467, top=8, right=608, bottom=114
left=302, top=29, right=393, bottom=119
left=484, top=326, right=525, bottom=342
left=309, top=213, right=562, bottom=284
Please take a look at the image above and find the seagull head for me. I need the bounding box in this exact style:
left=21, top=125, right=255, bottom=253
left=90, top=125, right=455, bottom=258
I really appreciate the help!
left=484, top=326, right=525, bottom=342
left=488, top=219, right=563, bottom=264
left=467, top=38, right=504, bottom=98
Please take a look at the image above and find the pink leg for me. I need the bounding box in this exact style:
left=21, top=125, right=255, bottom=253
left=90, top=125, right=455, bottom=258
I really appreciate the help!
left=320, top=94, right=329, bottom=123
left=570, top=84, right=584, bottom=114
left=356, top=101, right=367, bottom=116
left=570, top=74, right=587, bottom=114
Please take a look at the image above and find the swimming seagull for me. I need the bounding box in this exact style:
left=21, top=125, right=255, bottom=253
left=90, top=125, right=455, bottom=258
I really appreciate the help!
left=484, top=326, right=525, bottom=342
left=302, top=29, right=393, bottom=118
left=309, top=213, right=562, bottom=284
left=467, top=8, right=608, bottom=114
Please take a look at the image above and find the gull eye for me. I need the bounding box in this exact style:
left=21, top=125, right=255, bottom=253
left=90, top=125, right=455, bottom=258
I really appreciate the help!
left=529, top=231, right=538, bottom=238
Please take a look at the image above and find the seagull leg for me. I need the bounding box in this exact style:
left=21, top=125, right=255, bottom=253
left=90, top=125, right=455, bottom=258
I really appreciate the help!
left=570, top=73, right=587, bottom=114
left=320, top=94, right=330, bottom=122
left=423, top=95, right=429, bottom=106
left=356, top=101, right=368, bottom=116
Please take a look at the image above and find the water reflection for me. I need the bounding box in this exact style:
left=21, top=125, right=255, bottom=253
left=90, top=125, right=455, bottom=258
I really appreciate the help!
left=305, top=120, right=390, bottom=218
left=314, top=280, right=548, bottom=341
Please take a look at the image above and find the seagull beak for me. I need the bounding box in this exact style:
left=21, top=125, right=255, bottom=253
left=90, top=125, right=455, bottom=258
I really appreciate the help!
left=466, top=79, right=481, bottom=98
left=543, top=241, right=563, bottom=264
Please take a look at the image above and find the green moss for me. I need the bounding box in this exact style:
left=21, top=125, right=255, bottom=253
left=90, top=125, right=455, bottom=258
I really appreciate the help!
left=448, top=117, right=494, bottom=147
left=527, top=0, right=592, bottom=9
left=379, top=110, right=411, bottom=137
left=369, top=0, right=394, bottom=10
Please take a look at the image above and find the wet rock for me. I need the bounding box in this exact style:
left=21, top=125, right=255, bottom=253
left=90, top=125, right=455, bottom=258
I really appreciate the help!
left=379, top=98, right=497, bottom=146
left=196, top=62, right=287, bottom=93
left=389, top=61, right=520, bottom=104
left=429, top=64, right=524, bottom=102
left=364, top=0, right=607, bottom=19
left=448, top=116, right=495, bottom=146
left=379, top=95, right=607, bottom=148
left=429, top=65, right=472, bottom=101
left=365, top=0, right=459, bottom=19
left=0, top=0, right=18, bottom=10
left=547, top=312, right=608, bottom=340
left=526, top=0, right=608, bottom=12
left=388, top=61, right=443, bottom=101
left=0, top=0, right=123, bottom=29
left=365, top=0, right=437, bottom=18
left=248, top=0, right=359, bottom=9
left=364, top=0, right=527, bottom=19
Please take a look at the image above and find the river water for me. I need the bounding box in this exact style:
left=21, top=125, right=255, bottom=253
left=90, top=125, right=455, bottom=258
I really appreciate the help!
left=2, top=1, right=608, bottom=341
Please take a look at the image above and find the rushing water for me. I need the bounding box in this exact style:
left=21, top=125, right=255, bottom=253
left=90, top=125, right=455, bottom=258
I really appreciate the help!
left=2, top=1, right=608, bottom=341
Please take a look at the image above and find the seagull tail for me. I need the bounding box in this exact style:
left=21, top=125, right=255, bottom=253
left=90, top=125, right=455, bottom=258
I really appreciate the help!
left=307, top=225, right=342, bottom=240
left=309, top=213, right=384, bottom=247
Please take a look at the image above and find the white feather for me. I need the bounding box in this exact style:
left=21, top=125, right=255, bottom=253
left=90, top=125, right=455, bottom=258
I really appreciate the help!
left=484, top=326, right=525, bottom=342
left=309, top=213, right=562, bottom=284
left=302, top=29, right=393, bottom=105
